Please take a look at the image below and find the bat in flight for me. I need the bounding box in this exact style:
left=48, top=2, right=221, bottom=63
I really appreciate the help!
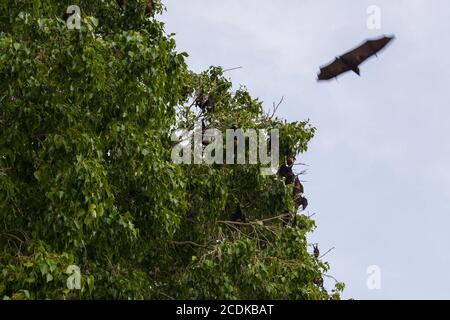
left=317, top=35, right=395, bottom=81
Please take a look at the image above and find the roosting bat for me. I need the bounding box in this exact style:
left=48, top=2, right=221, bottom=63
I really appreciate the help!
left=317, top=35, right=395, bottom=81
left=146, top=0, right=155, bottom=15
left=231, top=204, right=246, bottom=223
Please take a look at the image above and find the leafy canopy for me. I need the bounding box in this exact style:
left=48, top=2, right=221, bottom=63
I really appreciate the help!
left=0, top=0, right=343, bottom=299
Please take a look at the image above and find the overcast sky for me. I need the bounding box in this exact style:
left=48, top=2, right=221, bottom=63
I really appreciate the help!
left=161, top=0, right=450, bottom=299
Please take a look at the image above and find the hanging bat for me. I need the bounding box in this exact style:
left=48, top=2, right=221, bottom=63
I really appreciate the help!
left=194, top=91, right=215, bottom=113
left=317, top=35, right=395, bottom=81
left=231, top=204, right=246, bottom=223
left=195, top=90, right=207, bottom=113
left=278, top=163, right=295, bottom=185
left=145, top=0, right=155, bottom=15
left=293, top=176, right=304, bottom=195
left=313, top=244, right=320, bottom=258
left=205, top=94, right=215, bottom=113
left=293, top=177, right=308, bottom=210
left=278, top=149, right=296, bottom=184
left=116, top=0, right=126, bottom=8
left=201, top=119, right=210, bottom=146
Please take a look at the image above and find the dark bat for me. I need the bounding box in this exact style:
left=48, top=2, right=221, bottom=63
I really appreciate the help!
left=231, top=204, right=246, bottom=223
left=195, top=90, right=207, bottom=113
left=194, top=91, right=214, bottom=113
left=293, top=177, right=308, bottom=210
left=313, top=244, right=320, bottom=258
left=278, top=163, right=295, bottom=185
left=314, top=276, right=324, bottom=289
left=293, top=176, right=304, bottom=195
left=116, top=0, right=126, bottom=7
left=317, top=35, right=395, bottom=81
left=205, top=94, right=215, bottom=113
left=300, top=196, right=308, bottom=210
left=145, top=0, right=155, bottom=15
left=201, top=119, right=210, bottom=146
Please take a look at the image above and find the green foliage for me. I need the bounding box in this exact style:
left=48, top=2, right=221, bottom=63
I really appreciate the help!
left=0, top=0, right=343, bottom=299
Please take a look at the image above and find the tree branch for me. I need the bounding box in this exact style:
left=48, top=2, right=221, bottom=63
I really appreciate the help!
left=171, top=241, right=208, bottom=248
left=320, top=247, right=335, bottom=259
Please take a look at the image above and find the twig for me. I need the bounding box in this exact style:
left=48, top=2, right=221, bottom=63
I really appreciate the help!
left=157, top=291, right=176, bottom=300
left=171, top=241, right=208, bottom=248
left=217, top=220, right=249, bottom=226
left=223, top=66, right=243, bottom=73
left=270, top=96, right=284, bottom=118
left=319, top=247, right=335, bottom=259
left=217, top=213, right=290, bottom=226
left=220, top=222, right=250, bottom=240
left=0, top=232, right=24, bottom=244
left=323, top=274, right=339, bottom=283
left=255, top=213, right=291, bottom=223
left=293, top=162, right=310, bottom=167
left=307, top=212, right=316, bottom=219
left=294, top=168, right=308, bottom=176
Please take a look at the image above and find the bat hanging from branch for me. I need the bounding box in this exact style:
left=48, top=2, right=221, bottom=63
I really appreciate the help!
left=317, top=35, right=395, bottom=81
left=146, top=0, right=155, bottom=15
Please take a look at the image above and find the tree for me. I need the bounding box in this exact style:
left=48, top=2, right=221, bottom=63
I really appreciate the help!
left=0, top=0, right=344, bottom=299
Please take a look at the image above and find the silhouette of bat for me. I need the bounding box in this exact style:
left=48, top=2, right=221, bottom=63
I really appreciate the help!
left=317, top=35, right=395, bottom=81
left=146, top=0, right=155, bottom=15
left=278, top=163, right=295, bottom=185
left=195, top=91, right=215, bottom=113
left=205, top=95, right=215, bottom=113
left=293, top=177, right=308, bottom=210
left=313, top=244, right=320, bottom=258
left=201, top=119, right=210, bottom=146
left=231, top=204, right=246, bottom=223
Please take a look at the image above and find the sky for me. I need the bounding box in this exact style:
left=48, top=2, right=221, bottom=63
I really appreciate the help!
left=160, top=0, right=450, bottom=299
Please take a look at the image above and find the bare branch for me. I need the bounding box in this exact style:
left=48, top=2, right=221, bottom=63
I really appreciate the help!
left=270, top=96, right=284, bottom=118
left=171, top=241, right=208, bottom=248
left=320, top=247, right=335, bottom=259
left=223, top=66, right=243, bottom=73
left=0, top=232, right=24, bottom=244
left=293, top=162, right=310, bottom=167
left=323, top=274, right=339, bottom=283
left=307, top=212, right=317, bottom=219
left=157, top=291, right=176, bottom=300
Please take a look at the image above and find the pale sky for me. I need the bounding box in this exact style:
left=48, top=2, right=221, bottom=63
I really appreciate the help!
left=161, top=0, right=450, bottom=299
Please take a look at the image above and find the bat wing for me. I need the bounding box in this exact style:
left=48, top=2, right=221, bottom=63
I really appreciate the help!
left=341, top=35, right=395, bottom=67
left=317, top=35, right=395, bottom=81
left=317, top=58, right=352, bottom=81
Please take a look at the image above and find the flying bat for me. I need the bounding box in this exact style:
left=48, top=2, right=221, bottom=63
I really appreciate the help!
left=317, top=35, right=395, bottom=81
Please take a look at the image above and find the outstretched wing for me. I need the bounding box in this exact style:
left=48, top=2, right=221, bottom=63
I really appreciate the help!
left=341, top=35, right=395, bottom=67
left=317, top=35, right=394, bottom=81
left=317, top=58, right=351, bottom=81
